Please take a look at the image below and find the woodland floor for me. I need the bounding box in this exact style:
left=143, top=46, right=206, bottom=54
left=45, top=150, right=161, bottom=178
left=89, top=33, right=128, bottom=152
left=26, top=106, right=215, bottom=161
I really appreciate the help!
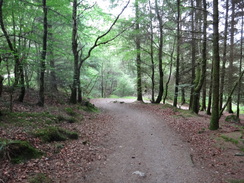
left=0, top=91, right=244, bottom=183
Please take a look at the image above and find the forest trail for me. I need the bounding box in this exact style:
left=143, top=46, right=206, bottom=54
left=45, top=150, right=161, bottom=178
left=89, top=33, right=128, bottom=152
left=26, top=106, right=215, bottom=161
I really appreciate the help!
left=72, top=98, right=216, bottom=183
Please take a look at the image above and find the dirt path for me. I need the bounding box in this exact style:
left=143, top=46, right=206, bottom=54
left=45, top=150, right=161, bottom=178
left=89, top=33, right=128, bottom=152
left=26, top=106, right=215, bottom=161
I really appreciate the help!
left=73, top=99, right=218, bottom=183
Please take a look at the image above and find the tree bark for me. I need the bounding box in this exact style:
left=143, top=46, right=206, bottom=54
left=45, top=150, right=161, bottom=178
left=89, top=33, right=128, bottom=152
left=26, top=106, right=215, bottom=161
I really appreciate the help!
left=236, top=7, right=243, bottom=120
left=163, top=39, right=175, bottom=104
left=227, top=0, right=235, bottom=113
left=155, top=0, right=164, bottom=104
left=189, top=0, right=196, bottom=110
left=219, top=0, right=229, bottom=110
left=37, top=0, right=48, bottom=107
left=191, top=0, right=207, bottom=114
left=70, top=0, right=79, bottom=104
left=135, top=0, right=143, bottom=102
left=149, top=0, right=155, bottom=103
left=173, top=0, right=180, bottom=107
left=210, top=0, right=220, bottom=130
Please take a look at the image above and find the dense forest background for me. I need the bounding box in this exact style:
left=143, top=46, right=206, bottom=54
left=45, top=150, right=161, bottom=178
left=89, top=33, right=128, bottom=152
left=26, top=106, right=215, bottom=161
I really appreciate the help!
left=0, top=0, right=243, bottom=129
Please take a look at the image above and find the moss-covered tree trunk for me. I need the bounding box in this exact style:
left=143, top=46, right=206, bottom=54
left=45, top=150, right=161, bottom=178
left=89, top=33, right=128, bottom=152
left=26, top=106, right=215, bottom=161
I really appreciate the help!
left=210, top=0, right=220, bottom=130
left=191, top=0, right=207, bottom=114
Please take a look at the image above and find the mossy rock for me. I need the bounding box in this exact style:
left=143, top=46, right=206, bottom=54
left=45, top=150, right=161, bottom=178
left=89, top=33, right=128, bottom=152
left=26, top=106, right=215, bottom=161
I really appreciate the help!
left=225, top=115, right=239, bottom=123
left=34, top=126, right=78, bottom=143
left=80, top=101, right=98, bottom=112
left=0, top=139, right=43, bottom=163
left=29, top=173, right=53, bottom=183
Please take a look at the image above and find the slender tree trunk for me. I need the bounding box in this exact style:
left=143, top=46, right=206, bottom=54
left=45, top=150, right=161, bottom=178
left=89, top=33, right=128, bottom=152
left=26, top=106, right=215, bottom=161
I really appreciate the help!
left=201, top=79, right=206, bottom=111
left=49, top=24, right=58, bottom=92
left=173, top=0, right=180, bottom=107
left=189, top=0, right=196, bottom=110
left=227, top=0, right=235, bottom=113
left=38, top=0, right=48, bottom=107
left=210, top=0, right=220, bottom=130
left=207, top=64, right=213, bottom=115
left=237, top=8, right=243, bottom=120
left=219, top=0, right=229, bottom=110
left=149, top=0, right=155, bottom=103
left=135, top=0, right=143, bottom=101
left=163, top=39, right=175, bottom=104
left=155, top=0, right=164, bottom=103
left=70, top=0, right=79, bottom=104
left=220, top=70, right=244, bottom=118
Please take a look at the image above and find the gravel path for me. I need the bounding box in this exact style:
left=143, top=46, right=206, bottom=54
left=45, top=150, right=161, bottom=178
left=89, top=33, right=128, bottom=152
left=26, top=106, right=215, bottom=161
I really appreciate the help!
left=75, top=99, right=216, bottom=183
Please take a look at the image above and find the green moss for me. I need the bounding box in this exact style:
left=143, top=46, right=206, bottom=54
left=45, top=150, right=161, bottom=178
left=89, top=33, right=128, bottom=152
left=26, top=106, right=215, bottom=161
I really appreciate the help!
left=34, top=126, right=78, bottom=143
left=29, top=173, right=53, bottom=183
left=0, top=139, right=43, bottom=163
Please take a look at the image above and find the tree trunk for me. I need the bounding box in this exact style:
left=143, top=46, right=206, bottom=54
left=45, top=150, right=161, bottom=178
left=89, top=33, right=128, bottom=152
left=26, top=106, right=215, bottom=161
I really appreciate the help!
left=219, top=0, right=229, bottom=110
left=149, top=0, right=155, bottom=103
left=236, top=7, right=243, bottom=120
left=189, top=0, right=196, bottom=110
left=173, top=0, right=180, bottom=107
left=191, top=0, right=207, bottom=114
left=227, top=0, right=235, bottom=114
left=0, top=0, right=25, bottom=102
left=163, top=39, right=175, bottom=104
left=48, top=24, right=58, bottom=92
left=135, top=0, right=143, bottom=102
left=70, top=0, right=79, bottom=104
left=207, top=64, right=213, bottom=115
left=210, top=0, right=220, bottom=130
left=38, top=0, right=48, bottom=107
left=220, top=70, right=244, bottom=118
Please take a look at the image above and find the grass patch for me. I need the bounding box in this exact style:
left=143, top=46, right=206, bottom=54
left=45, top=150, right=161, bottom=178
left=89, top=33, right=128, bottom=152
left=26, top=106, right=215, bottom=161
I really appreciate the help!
left=0, top=111, right=58, bottom=127
left=33, top=126, right=78, bottom=143
left=228, top=180, right=244, bottom=183
left=65, top=107, right=77, bottom=116
left=221, top=135, right=239, bottom=145
left=29, top=173, right=53, bottom=183
left=0, top=139, right=43, bottom=163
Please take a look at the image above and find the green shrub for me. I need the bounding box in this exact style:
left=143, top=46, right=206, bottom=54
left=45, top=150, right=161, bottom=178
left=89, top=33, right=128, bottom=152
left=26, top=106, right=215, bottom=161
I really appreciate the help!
left=34, top=127, right=78, bottom=143
left=0, top=139, right=43, bottom=163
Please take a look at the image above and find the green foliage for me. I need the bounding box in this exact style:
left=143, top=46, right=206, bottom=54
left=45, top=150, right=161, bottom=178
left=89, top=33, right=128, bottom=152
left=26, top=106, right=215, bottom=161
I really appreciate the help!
left=33, top=126, right=78, bottom=143
left=29, top=173, right=53, bottom=183
left=0, top=139, right=43, bottom=163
